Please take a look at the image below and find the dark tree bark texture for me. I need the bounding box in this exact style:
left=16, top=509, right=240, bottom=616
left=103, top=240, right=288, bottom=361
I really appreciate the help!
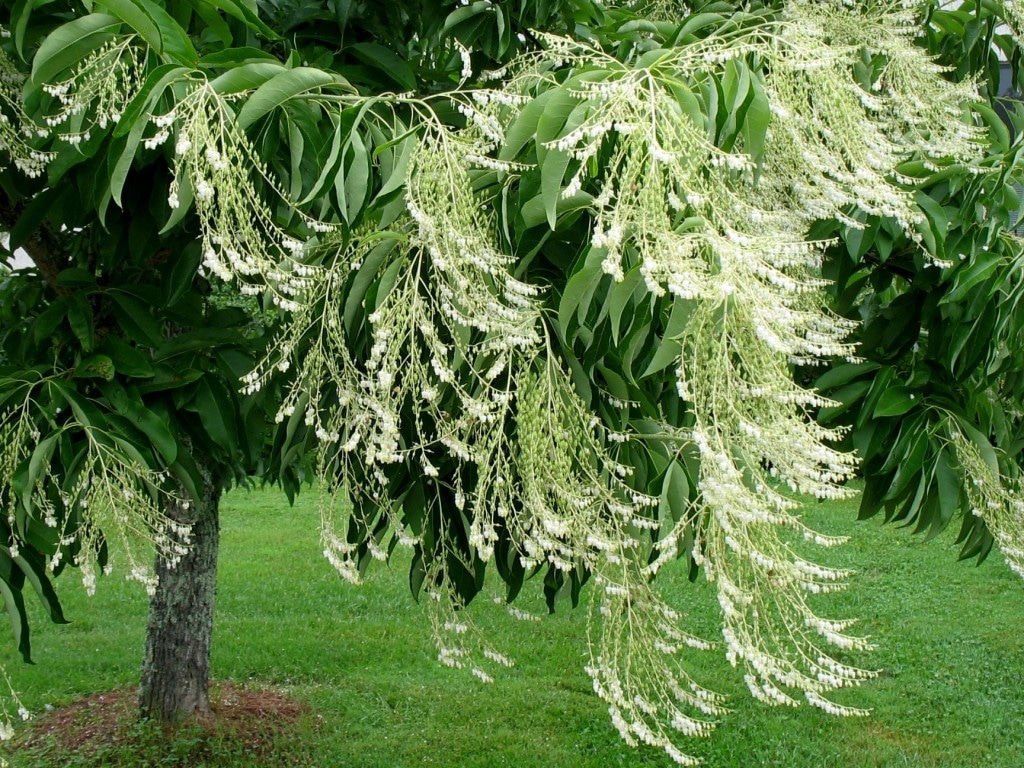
left=138, top=466, right=221, bottom=722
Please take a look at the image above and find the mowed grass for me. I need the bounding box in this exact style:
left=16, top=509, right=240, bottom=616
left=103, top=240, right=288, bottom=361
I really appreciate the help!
left=2, top=485, right=1023, bottom=767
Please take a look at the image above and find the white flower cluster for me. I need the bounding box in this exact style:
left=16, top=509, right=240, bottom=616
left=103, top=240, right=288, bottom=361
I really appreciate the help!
left=163, top=83, right=334, bottom=313
left=39, top=36, right=142, bottom=146
left=0, top=42, right=53, bottom=177
left=0, top=380, right=192, bottom=604
left=951, top=428, right=1024, bottom=581
left=763, top=0, right=986, bottom=242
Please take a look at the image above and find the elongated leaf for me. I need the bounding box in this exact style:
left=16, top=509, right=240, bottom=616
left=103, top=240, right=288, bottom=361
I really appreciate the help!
left=934, top=447, right=961, bottom=531
left=186, top=0, right=233, bottom=46
left=102, top=381, right=178, bottom=464
left=67, top=292, right=96, bottom=352
left=95, top=0, right=161, bottom=53
left=200, top=47, right=279, bottom=67
left=558, top=246, right=604, bottom=339
left=108, top=290, right=164, bottom=346
left=237, top=67, right=351, bottom=130
left=941, top=250, right=1003, bottom=305
left=375, top=132, right=416, bottom=201
left=661, top=460, right=690, bottom=523
left=499, top=87, right=553, bottom=162
left=100, top=0, right=197, bottom=63
left=344, top=236, right=403, bottom=334
left=815, top=361, right=880, bottom=391
left=32, top=14, right=122, bottom=83
left=202, top=0, right=279, bottom=39
left=339, top=129, right=370, bottom=223
left=74, top=354, right=116, bottom=380
left=643, top=298, right=695, bottom=378
left=14, top=548, right=67, bottom=625
left=873, top=386, right=917, bottom=418
left=209, top=61, right=288, bottom=94
left=193, top=378, right=235, bottom=453
left=349, top=42, right=416, bottom=92
left=0, top=576, right=31, bottom=663
left=109, top=67, right=184, bottom=205
left=26, top=433, right=59, bottom=501
left=113, top=63, right=187, bottom=138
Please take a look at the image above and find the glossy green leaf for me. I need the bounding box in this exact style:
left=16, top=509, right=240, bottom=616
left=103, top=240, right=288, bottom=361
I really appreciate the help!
left=97, top=0, right=198, bottom=64
left=209, top=61, right=288, bottom=95
left=67, top=293, right=96, bottom=352
left=873, top=385, right=917, bottom=418
left=642, top=298, right=694, bottom=378
left=31, top=14, right=122, bottom=83
left=102, top=381, right=178, bottom=464
left=349, top=42, right=416, bottom=92
left=237, top=67, right=352, bottom=130
left=201, top=0, right=279, bottom=39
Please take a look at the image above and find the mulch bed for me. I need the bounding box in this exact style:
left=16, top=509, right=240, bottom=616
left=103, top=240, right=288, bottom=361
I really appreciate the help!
left=11, top=681, right=310, bottom=761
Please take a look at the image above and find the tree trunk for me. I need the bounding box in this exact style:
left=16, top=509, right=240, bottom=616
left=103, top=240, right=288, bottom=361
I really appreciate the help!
left=138, top=467, right=221, bottom=722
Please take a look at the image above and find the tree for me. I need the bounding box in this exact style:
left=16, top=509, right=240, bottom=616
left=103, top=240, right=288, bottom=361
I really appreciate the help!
left=0, top=0, right=1022, bottom=763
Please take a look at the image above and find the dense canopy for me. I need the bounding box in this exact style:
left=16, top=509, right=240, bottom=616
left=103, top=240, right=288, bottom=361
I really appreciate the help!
left=1, top=0, right=1024, bottom=762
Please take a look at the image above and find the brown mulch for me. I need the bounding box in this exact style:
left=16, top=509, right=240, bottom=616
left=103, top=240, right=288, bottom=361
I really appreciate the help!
left=11, top=681, right=310, bottom=760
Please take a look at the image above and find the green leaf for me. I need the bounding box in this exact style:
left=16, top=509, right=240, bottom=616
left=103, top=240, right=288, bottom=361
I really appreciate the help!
left=660, top=460, right=690, bottom=524
left=815, top=361, right=881, bottom=391
left=49, top=380, right=104, bottom=428
left=374, top=131, right=416, bottom=201
left=349, top=42, right=416, bottom=92
left=113, top=62, right=186, bottom=137
left=102, top=381, right=178, bottom=464
left=95, top=0, right=161, bottom=53
left=442, top=0, right=493, bottom=30
left=557, top=246, right=604, bottom=339
left=499, top=88, right=552, bottom=162
left=108, top=290, right=164, bottom=346
left=55, top=268, right=97, bottom=288
left=67, top=293, right=96, bottom=352
left=643, top=298, right=695, bottom=378
left=26, top=433, right=59, bottom=502
left=914, top=190, right=949, bottom=247
left=32, top=14, right=122, bottom=83
left=0, top=575, right=32, bottom=663
left=934, top=447, right=961, bottom=532
left=339, top=129, right=371, bottom=224
left=193, top=377, right=236, bottom=453
left=941, top=250, right=1003, bottom=305
left=209, top=61, right=288, bottom=95
left=13, top=548, right=67, bottom=626
left=96, top=0, right=198, bottom=63
left=201, top=0, right=279, bottom=39
left=739, top=76, right=770, bottom=160
left=520, top=189, right=592, bottom=230
left=108, top=126, right=149, bottom=209
left=608, top=266, right=643, bottom=341
left=97, top=336, right=155, bottom=377
left=200, top=47, right=278, bottom=67
left=671, top=12, right=727, bottom=45
left=153, top=328, right=242, bottom=360
left=186, top=0, right=233, bottom=46
left=74, top=354, right=116, bottom=381
left=237, top=67, right=352, bottom=130
left=344, top=236, right=402, bottom=334
left=873, top=385, right=917, bottom=418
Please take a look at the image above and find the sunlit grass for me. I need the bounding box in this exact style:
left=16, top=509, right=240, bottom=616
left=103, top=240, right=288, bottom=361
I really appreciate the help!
left=2, top=486, right=1022, bottom=767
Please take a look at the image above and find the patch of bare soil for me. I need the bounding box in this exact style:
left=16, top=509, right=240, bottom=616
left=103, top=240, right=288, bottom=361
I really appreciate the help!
left=11, top=681, right=310, bottom=764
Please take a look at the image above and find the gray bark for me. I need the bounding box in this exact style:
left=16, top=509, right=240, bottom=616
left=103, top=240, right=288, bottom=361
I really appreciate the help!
left=138, top=466, right=221, bottom=722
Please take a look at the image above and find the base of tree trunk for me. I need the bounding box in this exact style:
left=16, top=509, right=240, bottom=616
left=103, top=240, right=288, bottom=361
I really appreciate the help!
left=138, top=467, right=221, bottom=723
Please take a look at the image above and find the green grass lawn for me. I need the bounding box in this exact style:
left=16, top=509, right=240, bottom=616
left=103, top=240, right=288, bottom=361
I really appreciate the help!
left=2, top=486, right=1023, bottom=767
